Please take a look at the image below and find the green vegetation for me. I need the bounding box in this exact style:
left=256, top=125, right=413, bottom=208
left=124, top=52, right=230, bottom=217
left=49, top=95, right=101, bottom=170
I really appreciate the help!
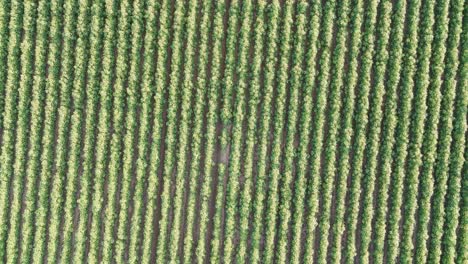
left=5, top=1, right=37, bottom=263
left=428, top=0, right=464, bottom=262
left=0, top=1, right=465, bottom=263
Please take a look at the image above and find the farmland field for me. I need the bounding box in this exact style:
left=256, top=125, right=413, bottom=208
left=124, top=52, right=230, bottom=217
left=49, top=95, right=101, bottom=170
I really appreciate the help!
left=0, top=0, right=466, bottom=263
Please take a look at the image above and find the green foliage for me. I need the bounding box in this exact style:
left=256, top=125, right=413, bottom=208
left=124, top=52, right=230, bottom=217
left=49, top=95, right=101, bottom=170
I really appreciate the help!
left=414, top=0, right=450, bottom=262
left=20, top=1, right=51, bottom=262
left=101, top=0, right=133, bottom=262
left=263, top=1, right=293, bottom=263
left=32, top=0, right=64, bottom=262
left=128, top=0, right=160, bottom=263
left=223, top=0, right=252, bottom=262
left=385, top=0, right=421, bottom=261
left=428, top=0, right=464, bottom=262
left=5, top=2, right=37, bottom=263
left=194, top=1, right=225, bottom=263
left=45, top=1, right=78, bottom=262
left=86, top=0, right=119, bottom=262
left=316, top=0, right=350, bottom=263
left=72, top=0, right=105, bottom=262
left=249, top=2, right=280, bottom=263
left=0, top=1, right=23, bottom=259
left=289, top=2, right=321, bottom=263
left=155, top=0, right=185, bottom=262
left=0, top=1, right=465, bottom=263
